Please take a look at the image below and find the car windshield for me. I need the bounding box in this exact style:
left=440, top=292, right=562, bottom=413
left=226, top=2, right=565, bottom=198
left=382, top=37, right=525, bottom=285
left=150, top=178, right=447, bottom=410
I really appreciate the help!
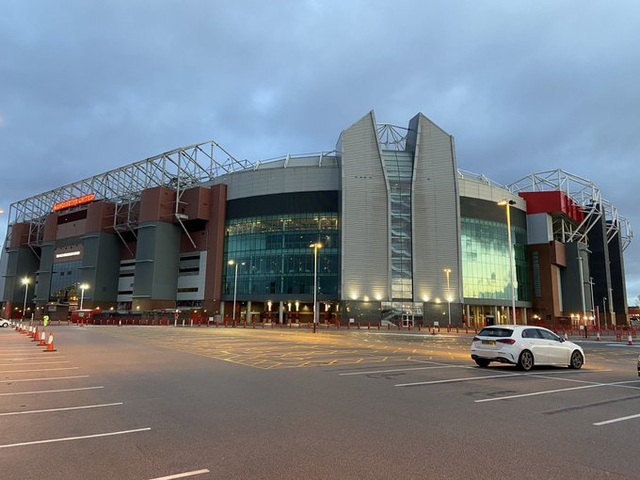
left=477, top=328, right=513, bottom=338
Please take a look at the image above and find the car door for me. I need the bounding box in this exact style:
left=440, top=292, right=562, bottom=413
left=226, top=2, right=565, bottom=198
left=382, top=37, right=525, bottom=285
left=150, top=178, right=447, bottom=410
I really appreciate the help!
left=521, top=328, right=549, bottom=364
left=537, top=328, right=569, bottom=365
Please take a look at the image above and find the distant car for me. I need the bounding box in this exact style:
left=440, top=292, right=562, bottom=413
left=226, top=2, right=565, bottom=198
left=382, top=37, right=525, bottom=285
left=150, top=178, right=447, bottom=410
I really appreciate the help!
left=0, top=318, right=10, bottom=328
left=470, top=325, right=585, bottom=371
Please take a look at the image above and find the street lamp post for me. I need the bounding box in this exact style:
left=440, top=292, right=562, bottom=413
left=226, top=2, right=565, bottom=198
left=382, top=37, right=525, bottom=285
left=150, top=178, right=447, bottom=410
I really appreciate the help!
left=498, top=200, right=517, bottom=325
left=21, top=277, right=30, bottom=320
left=576, top=256, right=587, bottom=334
left=228, top=260, right=244, bottom=323
left=79, top=283, right=89, bottom=310
left=588, top=276, right=595, bottom=329
left=443, top=268, right=452, bottom=326
left=310, top=243, right=322, bottom=333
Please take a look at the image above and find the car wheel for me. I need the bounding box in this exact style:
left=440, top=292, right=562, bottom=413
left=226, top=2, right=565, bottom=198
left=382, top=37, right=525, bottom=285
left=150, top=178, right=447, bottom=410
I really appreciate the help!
left=569, top=350, right=584, bottom=369
left=517, top=350, right=534, bottom=371
left=474, top=358, right=491, bottom=368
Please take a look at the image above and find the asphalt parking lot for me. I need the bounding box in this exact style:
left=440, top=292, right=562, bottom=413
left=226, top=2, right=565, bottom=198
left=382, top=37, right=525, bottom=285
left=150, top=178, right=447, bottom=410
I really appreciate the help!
left=2, top=324, right=640, bottom=479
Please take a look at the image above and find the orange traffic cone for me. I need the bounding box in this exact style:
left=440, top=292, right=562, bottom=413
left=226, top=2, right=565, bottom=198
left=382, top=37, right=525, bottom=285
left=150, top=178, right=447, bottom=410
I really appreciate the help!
left=628, top=334, right=633, bottom=346
left=32, top=326, right=39, bottom=342
left=38, top=330, right=47, bottom=346
left=43, top=332, right=57, bottom=352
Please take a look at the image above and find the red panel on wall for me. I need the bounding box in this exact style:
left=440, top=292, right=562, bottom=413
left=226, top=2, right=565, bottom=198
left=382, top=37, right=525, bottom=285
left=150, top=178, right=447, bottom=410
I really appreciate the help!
left=519, top=191, right=585, bottom=223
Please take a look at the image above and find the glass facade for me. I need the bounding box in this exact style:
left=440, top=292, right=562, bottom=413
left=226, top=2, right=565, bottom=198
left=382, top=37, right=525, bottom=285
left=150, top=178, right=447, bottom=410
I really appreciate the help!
left=461, top=217, right=530, bottom=302
left=382, top=150, right=414, bottom=301
left=50, top=259, right=83, bottom=303
left=224, top=213, right=340, bottom=299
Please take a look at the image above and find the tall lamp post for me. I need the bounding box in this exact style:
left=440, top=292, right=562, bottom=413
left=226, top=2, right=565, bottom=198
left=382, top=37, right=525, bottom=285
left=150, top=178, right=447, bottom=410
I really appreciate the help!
left=310, top=242, right=322, bottom=333
left=498, top=200, right=517, bottom=325
left=79, top=283, right=89, bottom=310
left=21, top=277, right=30, bottom=320
left=443, top=268, right=452, bottom=326
left=576, top=255, right=587, bottom=333
left=228, top=260, right=244, bottom=322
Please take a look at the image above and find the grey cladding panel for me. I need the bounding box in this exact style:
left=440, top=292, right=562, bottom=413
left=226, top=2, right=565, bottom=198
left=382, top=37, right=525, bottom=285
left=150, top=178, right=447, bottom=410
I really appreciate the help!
left=341, top=112, right=390, bottom=299
left=411, top=114, right=461, bottom=302
left=134, top=223, right=181, bottom=300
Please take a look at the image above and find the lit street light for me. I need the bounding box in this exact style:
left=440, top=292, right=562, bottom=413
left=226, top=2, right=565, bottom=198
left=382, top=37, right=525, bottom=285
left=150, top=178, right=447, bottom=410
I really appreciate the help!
left=498, top=199, right=517, bottom=325
left=310, top=242, right=322, bottom=333
left=21, top=277, right=30, bottom=319
left=79, top=283, right=89, bottom=310
left=443, top=268, right=452, bottom=326
left=228, top=259, right=245, bottom=322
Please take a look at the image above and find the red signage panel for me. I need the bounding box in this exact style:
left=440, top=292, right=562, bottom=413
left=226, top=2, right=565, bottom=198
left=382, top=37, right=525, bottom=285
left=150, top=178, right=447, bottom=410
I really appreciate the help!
left=53, top=193, right=96, bottom=212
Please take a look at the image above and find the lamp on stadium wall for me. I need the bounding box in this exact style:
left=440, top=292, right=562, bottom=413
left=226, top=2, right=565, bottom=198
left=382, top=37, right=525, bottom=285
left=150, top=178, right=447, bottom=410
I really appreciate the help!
left=310, top=242, right=323, bottom=333
left=498, top=199, right=517, bottom=325
left=228, top=260, right=245, bottom=322
left=79, top=283, right=89, bottom=310
left=21, top=277, right=30, bottom=319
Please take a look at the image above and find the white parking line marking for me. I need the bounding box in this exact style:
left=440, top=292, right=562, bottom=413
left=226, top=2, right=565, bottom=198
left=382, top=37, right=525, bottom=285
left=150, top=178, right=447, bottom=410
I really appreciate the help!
left=4, top=367, right=79, bottom=373
left=396, top=372, right=522, bottom=386
left=395, top=368, right=606, bottom=388
left=0, top=427, right=151, bottom=449
left=2, top=375, right=90, bottom=383
left=476, top=384, right=602, bottom=402
left=0, top=386, right=103, bottom=396
left=594, top=413, right=640, bottom=426
left=0, top=402, right=123, bottom=416
left=148, top=469, right=211, bottom=480
left=0, top=361, right=70, bottom=366
left=0, top=348, right=51, bottom=352
left=340, top=364, right=465, bottom=376
left=476, top=380, right=640, bottom=403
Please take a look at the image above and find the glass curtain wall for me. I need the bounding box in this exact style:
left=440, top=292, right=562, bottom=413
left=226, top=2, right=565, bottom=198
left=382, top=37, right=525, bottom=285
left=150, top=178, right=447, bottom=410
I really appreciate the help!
left=224, top=213, right=340, bottom=299
left=461, top=217, right=530, bottom=301
left=382, top=150, right=414, bottom=301
left=50, top=259, right=83, bottom=304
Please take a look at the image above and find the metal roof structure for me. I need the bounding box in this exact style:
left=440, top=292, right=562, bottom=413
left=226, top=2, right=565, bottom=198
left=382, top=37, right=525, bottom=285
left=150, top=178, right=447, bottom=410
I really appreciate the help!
left=6, top=140, right=253, bottom=251
left=508, top=169, right=633, bottom=251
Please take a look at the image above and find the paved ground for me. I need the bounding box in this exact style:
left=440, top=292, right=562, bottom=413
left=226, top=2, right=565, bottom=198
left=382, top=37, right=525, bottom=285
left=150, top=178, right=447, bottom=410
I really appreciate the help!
left=1, top=323, right=640, bottom=480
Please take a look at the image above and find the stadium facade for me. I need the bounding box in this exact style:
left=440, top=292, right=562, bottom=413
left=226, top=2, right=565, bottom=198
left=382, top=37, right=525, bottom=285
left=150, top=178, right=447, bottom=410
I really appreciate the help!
left=0, top=111, right=633, bottom=327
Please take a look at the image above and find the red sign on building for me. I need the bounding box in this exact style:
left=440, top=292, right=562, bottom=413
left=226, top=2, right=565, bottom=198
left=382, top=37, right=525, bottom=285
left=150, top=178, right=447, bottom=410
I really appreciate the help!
left=52, top=193, right=95, bottom=212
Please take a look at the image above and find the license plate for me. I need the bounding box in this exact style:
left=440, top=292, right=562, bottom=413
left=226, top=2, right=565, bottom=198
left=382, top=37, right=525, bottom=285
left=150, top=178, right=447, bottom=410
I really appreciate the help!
left=482, top=340, right=496, bottom=345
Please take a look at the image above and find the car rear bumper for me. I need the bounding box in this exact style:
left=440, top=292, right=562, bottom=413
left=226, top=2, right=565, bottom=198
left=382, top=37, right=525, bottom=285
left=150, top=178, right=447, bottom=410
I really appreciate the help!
left=471, top=349, right=518, bottom=364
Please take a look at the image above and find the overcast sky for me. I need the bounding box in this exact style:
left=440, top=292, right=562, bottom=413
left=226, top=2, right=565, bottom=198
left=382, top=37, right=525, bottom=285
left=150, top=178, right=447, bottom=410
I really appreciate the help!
left=1, top=0, right=639, bottom=301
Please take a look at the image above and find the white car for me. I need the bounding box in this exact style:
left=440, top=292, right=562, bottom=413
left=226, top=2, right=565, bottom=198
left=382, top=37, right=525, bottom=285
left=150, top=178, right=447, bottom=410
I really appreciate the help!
left=471, top=325, right=584, bottom=371
left=0, top=318, right=11, bottom=328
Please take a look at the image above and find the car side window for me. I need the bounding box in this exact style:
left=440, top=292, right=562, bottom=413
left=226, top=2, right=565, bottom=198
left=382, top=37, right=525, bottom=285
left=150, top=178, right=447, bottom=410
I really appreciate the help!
left=538, top=329, right=560, bottom=341
left=523, top=328, right=542, bottom=339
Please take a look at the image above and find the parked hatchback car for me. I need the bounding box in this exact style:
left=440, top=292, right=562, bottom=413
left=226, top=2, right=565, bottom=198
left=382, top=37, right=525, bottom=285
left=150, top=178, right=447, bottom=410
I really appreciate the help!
left=0, top=318, right=11, bottom=328
left=471, top=325, right=584, bottom=371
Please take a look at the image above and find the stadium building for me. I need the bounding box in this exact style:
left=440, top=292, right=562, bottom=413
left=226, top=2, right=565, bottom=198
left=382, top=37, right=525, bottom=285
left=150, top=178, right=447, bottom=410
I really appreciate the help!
left=0, top=111, right=633, bottom=327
